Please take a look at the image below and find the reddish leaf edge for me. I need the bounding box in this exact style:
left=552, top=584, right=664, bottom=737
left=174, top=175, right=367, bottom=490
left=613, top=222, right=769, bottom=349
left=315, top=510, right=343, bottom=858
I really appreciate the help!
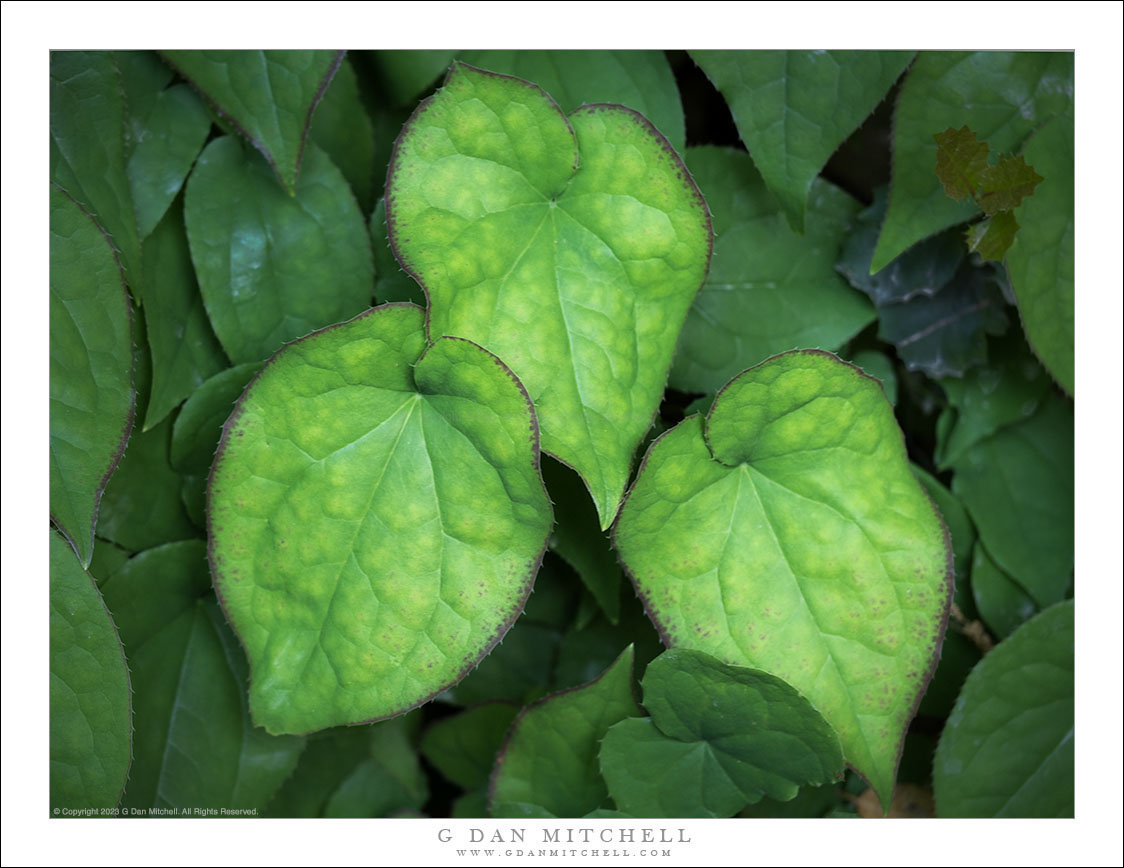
left=206, top=302, right=553, bottom=737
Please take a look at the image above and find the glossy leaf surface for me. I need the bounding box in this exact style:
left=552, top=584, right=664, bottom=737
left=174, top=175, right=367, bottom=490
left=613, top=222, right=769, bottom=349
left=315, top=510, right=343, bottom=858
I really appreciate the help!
left=934, top=601, right=1073, bottom=817
left=950, top=394, right=1073, bottom=608
left=162, top=50, right=344, bottom=194
left=491, top=646, right=640, bottom=818
left=600, top=650, right=843, bottom=818
left=184, top=136, right=374, bottom=365
left=692, top=50, right=912, bottom=231
left=126, top=83, right=212, bottom=239
left=387, top=63, right=711, bottom=528
left=140, top=202, right=228, bottom=430
left=102, top=541, right=304, bottom=810
left=459, top=50, right=686, bottom=155
left=50, top=532, right=131, bottom=810
left=671, top=147, right=873, bottom=394
left=209, top=304, right=553, bottom=734
left=50, top=51, right=143, bottom=299
left=872, top=51, right=1072, bottom=272
left=971, top=544, right=1037, bottom=641
left=50, top=186, right=135, bottom=566
left=1006, top=108, right=1074, bottom=395
left=615, top=351, right=952, bottom=808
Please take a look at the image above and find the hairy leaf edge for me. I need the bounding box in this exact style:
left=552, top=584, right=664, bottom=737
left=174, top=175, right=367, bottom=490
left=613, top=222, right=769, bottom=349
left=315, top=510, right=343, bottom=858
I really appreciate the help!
left=206, top=302, right=554, bottom=735
left=49, top=183, right=137, bottom=568
left=610, top=348, right=954, bottom=812
left=159, top=50, right=345, bottom=195
left=385, top=61, right=714, bottom=529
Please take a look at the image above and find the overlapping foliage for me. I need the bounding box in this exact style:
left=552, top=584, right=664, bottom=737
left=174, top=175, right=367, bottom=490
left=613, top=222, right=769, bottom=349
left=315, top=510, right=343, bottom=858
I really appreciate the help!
left=49, top=49, right=1074, bottom=819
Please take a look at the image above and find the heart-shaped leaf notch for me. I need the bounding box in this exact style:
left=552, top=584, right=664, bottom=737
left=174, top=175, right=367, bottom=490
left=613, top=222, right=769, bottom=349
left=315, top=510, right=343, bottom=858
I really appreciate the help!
left=614, top=350, right=953, bottom=810
left=387, top=62, right=712, bottom=530
left=208, top=303, right=553, bottom=735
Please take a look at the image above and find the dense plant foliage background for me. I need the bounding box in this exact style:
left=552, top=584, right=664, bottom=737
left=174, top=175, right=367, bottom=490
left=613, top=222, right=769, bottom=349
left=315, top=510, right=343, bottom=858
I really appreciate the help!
left=47, top=48, right=1076, bottom=821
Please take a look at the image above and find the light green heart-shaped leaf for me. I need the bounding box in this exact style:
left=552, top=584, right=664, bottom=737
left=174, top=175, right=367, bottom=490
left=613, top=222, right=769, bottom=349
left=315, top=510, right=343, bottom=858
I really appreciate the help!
left=51, top=51, right=143, bottom=301
left=1006, top=107, right=1074, bottom=395
left=161, top=50, right=344, bottom=194
left=934, top=601, right=1073, bottom=817
left=490, top=645, right=641, bottom=818
left=691, top=50, right=913, bottom=232
left=50, top=532, right=132, bottom=810
left=615, top=351, right=952, bottom=810
left=950, top=392, right=1073, bottom=609
left=50, top=185, right=135, bottom=567
left=387, top=62, right=712, bottom=529
left=670, top=146, right=873, bottom=394
left=209, top=303, right=553, bottom=734
left=600, top=649, right=843, bottom=818
left=139, top=201, right=228, bottom=431
left=459, top=50, right=686, bottom=155
left=872, top=51, right=1072, bottom=273
left=101, top=541, right=304, bottom=811
left=184, top=136, right=374, bottom=365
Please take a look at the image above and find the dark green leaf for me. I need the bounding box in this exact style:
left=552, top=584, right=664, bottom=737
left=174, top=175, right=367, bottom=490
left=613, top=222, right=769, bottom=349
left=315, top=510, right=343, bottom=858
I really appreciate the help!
left=209, top=304, right=553, bottom=734
left=936, top=328, right=1052, bottom=469
left=181, top=474, right=207, bottom=530
left=51, top=51, right=143, bottom=300
left=917, top=629, right=980, bottom=719
left=552, top=595, right=663, bottom=691
left=491, top=646, right=641, bottom=818
left=934, top=601, right=1073, bottom=817
left=670, top=147, right=873, bottom=394
left=50, top=185, right=135, bottom=567
left=971, top=543, right=1038, bottom=640
left=126, top=84, right=212, bottom=239
left=848, top=350, right=898, bottom=405
left=170, top=362, right=262, bottom=477
left=139, top=200, right=228, bottom=430
left=836, top=188, right=1008, bottom=378
left=615, top=351, right=952, bottom=809
left=98, top=416, right=199, bottom=552
left=309, top=55, right=376, bottom=214
left=420, top=702, right=520, bottom=791
left=459, top=50, right=686, bottom=155
left=443, top=620, right=560, bottom=707
left=162, top=49, right=344, bottom=194
left=739, top=783, right=842, bottom=818
left=872, top=51, right=1072, bottom=272
left=599, top=650, right=844, bottom=818
left=184, top=136, right=374, bottom=365
left=1006, top=108, right=1074, bottom=395
left=368, top=49, right=455, bottom=107
left=950, top=393, right=1073, bottom=608
left=265, top=716, right=426, bottom=818
left=542, top=456, right=621, bottom=622
left=692, top=50, right=912, bottom=232
left=50, top=532, right=131, bottom=810
left=101, top=541, right=304, bottom=811
left=387, top=62, right=711, bottom=528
